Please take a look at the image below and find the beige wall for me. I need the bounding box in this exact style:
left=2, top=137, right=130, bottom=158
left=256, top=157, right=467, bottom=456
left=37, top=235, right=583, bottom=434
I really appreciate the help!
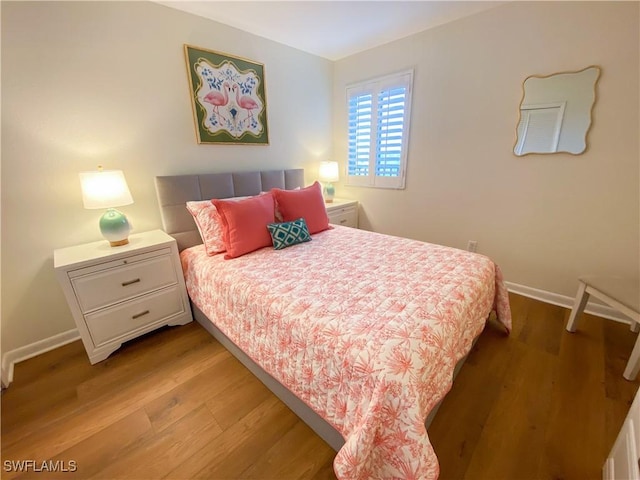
left=1, top=1, right=332, bottom=354
left=2, top=1, right=639, bottom=358
left=333, top=1, right=639, bottom=297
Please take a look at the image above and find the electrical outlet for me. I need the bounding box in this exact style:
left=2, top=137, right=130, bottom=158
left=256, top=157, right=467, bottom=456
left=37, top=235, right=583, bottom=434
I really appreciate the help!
left=467, top=240, right=478, bottom=253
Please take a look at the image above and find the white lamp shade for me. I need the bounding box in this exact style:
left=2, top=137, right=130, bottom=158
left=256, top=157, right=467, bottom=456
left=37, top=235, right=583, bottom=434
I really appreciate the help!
left=79, top=169, right=133, bottom=209
left=319, top=161, right=339, bottom=183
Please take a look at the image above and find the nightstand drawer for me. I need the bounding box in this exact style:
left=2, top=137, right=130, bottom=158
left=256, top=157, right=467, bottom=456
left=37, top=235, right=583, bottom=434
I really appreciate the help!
left=326, top=200, right=358, bottom=229
left=85, top=286, right=185, bottom=347
left=71, top=254, right=177, bottom=313
left=330, top=211, right=357, bottom=228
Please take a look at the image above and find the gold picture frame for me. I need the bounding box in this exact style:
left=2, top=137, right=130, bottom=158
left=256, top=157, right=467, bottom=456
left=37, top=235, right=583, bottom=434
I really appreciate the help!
left=184, top=44, right=269, bottom=145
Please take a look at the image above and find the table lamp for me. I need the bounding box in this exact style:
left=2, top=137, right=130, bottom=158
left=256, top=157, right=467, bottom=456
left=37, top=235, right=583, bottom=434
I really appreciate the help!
left=79, top=166, right=134, bottom=246
left=319, top=161, right=339, bottom=203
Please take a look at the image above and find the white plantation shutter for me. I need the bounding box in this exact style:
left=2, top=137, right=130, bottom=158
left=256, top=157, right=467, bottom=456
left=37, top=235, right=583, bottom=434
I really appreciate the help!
left=515, top=102, right=565, bottom=155
left=348, top=90, right=374, bottom=177
left=376, top=86, right=406, bottom=177
left=347, top=70, right=413, bottom=189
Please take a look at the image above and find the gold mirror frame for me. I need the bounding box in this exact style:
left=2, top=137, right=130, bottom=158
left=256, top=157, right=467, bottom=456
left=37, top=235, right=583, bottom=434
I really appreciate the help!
left=514, top=65, right=601, bottom=156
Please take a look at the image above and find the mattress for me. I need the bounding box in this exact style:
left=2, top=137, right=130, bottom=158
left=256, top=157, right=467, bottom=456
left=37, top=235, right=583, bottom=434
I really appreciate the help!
left=181, top=225, right=511, bottom=479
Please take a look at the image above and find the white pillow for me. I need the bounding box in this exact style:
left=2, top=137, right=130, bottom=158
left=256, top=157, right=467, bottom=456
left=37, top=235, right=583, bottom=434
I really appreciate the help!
left=185, top=196, right=253, bottom=255
left=186, top=200, right=225, bottom=255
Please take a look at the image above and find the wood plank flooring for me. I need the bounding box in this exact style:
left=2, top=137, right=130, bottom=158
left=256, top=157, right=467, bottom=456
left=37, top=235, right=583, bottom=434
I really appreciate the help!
left=2, top=293, right=638, bottom=479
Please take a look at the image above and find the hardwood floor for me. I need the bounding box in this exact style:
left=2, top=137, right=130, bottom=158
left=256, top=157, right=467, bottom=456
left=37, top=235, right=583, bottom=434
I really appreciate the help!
left=430, top=294, right=639, bottom=479
left=1, top=293, right=638, bottom=479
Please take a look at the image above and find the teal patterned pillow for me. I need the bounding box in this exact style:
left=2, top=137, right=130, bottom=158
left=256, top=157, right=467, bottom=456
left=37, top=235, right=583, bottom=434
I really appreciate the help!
left=267, top=218, right=311, bottom=250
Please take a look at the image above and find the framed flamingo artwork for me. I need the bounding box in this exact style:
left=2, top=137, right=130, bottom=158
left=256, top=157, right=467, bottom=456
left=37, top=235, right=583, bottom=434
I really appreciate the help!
left=184, top=44, right=269, bottom=145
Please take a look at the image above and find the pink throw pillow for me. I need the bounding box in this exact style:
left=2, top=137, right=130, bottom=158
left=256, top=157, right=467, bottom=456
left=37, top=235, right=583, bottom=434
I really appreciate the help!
left=271, top=181, right=329, bottom=234
left=213, top=193, right=276, bottom=259
left=186, top=200, right=226, bottom=255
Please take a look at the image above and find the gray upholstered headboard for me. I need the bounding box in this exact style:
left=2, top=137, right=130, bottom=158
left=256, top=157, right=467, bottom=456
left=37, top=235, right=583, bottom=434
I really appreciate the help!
left=155, top=169, right=305, bottom=251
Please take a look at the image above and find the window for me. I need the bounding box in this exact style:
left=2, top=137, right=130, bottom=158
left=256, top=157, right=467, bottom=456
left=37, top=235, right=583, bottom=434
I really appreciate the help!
left=346, top=70, right=413, bottom=189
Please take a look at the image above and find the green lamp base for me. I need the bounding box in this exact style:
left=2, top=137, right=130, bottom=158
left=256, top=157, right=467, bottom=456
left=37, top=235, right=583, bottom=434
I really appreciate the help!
left=99, top=208, right=131, bottom=247
left=323, top=182, right=335, bottom=203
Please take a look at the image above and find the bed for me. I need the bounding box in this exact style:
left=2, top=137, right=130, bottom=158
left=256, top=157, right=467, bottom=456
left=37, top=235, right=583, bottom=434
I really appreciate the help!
left=155, top=168, right=511, bottom=479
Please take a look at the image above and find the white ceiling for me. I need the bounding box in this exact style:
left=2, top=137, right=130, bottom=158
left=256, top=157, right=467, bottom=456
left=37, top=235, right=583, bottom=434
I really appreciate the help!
left=155, top=1, right=504, bottom=60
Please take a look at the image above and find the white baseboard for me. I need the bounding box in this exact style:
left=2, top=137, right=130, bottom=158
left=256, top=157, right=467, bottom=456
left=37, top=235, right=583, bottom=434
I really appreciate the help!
left=1, top=328, right=80, bottom=387
left=505, top=281, right=632, bottom=324
left=1, top=365, right=9, bottom=390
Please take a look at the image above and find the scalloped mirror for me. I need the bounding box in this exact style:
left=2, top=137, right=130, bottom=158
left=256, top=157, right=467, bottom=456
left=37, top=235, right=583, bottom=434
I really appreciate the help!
left=514, top=66, right=600, bottom=156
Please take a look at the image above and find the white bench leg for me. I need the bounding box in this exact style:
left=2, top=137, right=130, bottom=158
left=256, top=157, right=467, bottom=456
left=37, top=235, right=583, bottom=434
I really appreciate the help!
left=566, top=281, right=589, bottom=332
left=623, top=333, right=640, bottom=381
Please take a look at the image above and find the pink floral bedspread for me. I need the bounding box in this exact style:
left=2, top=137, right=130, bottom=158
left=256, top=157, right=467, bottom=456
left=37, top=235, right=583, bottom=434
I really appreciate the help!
left=181, top=226, right=511, bottom=479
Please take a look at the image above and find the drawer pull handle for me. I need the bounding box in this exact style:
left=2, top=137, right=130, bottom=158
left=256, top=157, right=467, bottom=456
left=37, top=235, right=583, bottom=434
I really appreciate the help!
left=340, top=219, right=347, bottom=224
left=132, top=310, right=150, bottom=320
left=122, top=278, right=141, bottom=287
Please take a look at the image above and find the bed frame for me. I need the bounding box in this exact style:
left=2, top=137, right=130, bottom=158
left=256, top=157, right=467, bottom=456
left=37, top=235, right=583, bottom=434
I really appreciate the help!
left=154, top=168, right=468, bottom=452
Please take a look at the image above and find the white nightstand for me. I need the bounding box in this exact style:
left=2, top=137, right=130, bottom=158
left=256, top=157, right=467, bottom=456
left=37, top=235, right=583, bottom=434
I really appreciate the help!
left=54, top=229, right=193, bottom=364
left=326, top=198, right=358, bottom=228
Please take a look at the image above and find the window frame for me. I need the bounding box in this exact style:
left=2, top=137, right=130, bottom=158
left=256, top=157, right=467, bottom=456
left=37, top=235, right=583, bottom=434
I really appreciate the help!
left=345, top=69, right=414, bottom=190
